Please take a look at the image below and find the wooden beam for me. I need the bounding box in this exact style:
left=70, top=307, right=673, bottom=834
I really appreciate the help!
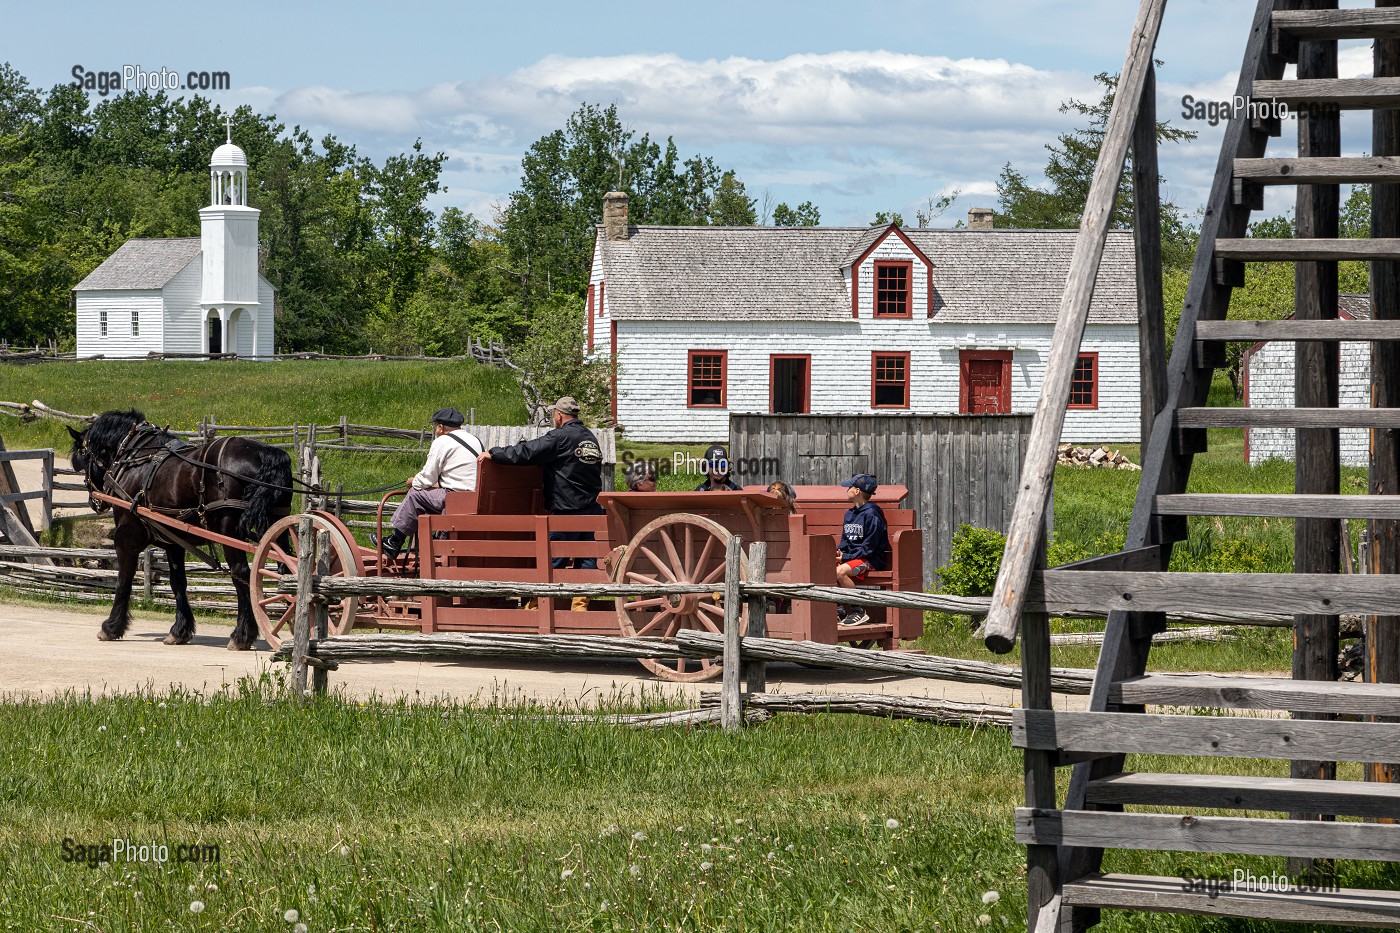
left=1153, top=492, right=1400, bottom=519
left=1177, top=406, right=1400, bottom=428
left=1196, top=318, right=1400, bottom=340
left=1035, top=569, right=1400, bottom=617
left=1013, top=709, right=1400, bottom=764
left=1216, top=237, right=1400, bottom=261
left=1017, top=808, right=1400, bottom=861
left=1062, top=872, right=1400, bottom=928
left=1087, top=772, right=1400, bottom=819
left=1234, top=155, right=1400, bottom=184
left=1273, top=8, right=1400, bottom=41
left=1134, top=61, right=1167, bottom=448
left=1052, top=545, right=1166, bottom=573
left=1253, top=77, right=1400, bottom=108
left=982, top=0, right=1168, bottom=655
left=1110, top=672, right=1400, bottom=716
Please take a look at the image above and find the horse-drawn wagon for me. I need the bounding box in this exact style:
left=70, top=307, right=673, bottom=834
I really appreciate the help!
left=248, top=459, right=925, bottom=682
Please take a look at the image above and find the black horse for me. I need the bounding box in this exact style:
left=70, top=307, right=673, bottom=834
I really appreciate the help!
left=69, top=409, right=294, bottom=649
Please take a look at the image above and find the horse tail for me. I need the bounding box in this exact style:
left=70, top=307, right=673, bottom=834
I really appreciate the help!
left=238, top=443, right=294, bottom=542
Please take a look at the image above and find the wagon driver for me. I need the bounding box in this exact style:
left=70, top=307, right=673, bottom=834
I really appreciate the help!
left=377, top=407, right=482, bottom=559
left=478, top=396, right=604, bottom=612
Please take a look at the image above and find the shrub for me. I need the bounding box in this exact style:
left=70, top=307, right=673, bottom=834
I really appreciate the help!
left=936, top=525, right=1006, bottom=597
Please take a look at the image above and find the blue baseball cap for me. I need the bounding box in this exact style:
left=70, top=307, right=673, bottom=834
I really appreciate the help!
left=840, top=473, right=878, bottom=495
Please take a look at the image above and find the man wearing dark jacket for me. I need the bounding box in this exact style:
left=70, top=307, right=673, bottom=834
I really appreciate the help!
left=835, top=473, right=889, bottom=627
left=693, top=443, right=741, bottom=491
left=478, top=396, right=603, bottom=611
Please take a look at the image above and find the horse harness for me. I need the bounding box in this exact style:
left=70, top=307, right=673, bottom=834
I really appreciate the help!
left=96, top=422, right=287, bottom=566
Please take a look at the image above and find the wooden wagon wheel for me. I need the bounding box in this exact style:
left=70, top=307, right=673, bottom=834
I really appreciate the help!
left=250, top=512, right=362, bottom=651
left=613, top=513, right=744, bottom=683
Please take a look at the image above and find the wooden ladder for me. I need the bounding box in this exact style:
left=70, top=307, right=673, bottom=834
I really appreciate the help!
left=982, top=2, right=1400, bottom=930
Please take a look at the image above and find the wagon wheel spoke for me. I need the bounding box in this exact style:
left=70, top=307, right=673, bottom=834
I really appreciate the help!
left=695, top=603, right=723, bottom=634
left=684, top=525, right=694, bottom=581
left=690, top=534, right=716, bottom=582
left=664, top=612, right=688, bottom=638
left=626, top=571, right=664, bottom=586
left=624, top=597, right=668, bottom=611
left=699, top=562, right=727, bottom=586
left=659, top=528, right=686, bottom=581
left=637, top=545, right=680, bottom=582
left=272, top=603, right=294, bottom=634
left=256, top=594, right=287, bottom=609
left=633, top=610, right=674, bottom=637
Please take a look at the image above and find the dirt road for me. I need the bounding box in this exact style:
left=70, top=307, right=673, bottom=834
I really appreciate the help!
left=0, top=599, right=1083, bottom=710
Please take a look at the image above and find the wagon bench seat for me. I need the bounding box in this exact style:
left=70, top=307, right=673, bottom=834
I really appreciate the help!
left=747, top=485, right=924, bottom=643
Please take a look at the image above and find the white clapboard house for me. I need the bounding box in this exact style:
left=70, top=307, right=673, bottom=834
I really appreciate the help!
left=585, top=193, right=1141, bottom=443
left=1244, top=293, right=1373, bottom=467
left=74, top=132, right=274, bottom=358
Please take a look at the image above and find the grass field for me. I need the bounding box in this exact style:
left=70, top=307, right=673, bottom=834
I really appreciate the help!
left=1, top=682, right=1394, bottom=932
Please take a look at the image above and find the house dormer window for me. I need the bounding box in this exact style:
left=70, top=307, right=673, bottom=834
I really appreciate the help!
left=874, top=261, right=912, bottom=318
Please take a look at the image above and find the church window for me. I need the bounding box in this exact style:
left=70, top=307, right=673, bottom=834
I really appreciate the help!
left=131, top=310, right=140, bottom=337
left=99, top=311, right=108, bottom=338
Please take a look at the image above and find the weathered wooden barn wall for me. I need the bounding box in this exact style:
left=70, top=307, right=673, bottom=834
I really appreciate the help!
left=729, top=413, right=1032, bottom=581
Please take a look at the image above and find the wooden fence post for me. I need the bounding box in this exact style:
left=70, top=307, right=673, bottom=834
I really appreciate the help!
left=313, top=529, right=330, bottom=695
left=141, top=548, right=154, bottom=602
left=291, top=514, right=314, bottom=700
left=720, top=535, right=745, bottom=731
left=745, top=541, right=768, bottom=697
left=40, top=449, right=53, bottom=533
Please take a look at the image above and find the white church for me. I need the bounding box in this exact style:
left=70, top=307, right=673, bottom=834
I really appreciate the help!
left=74, top=128, right=275, bottom=358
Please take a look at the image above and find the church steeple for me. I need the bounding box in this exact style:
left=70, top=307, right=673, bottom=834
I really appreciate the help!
left=209, top=118, right=248, bottom=207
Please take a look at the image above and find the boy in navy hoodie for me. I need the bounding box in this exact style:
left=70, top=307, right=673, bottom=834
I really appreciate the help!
left=835, top=473, right=889, bottom=626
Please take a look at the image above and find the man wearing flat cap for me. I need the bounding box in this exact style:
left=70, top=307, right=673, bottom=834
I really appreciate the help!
left=377, top=407, right=482, bottom=559
left=479, top=396, right=603, bottom=610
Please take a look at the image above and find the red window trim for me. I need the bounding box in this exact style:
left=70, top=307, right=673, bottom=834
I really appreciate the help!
left=873, top=260, right=913, bottom=319
left=958, top=350, right=1013, bottom=414
left=610, top=321, right=619, bottom=422
left=769, top=354, right=812, bottom=414
left=586, top=285, right=595, bottom=352
left=687, top=349, right=728, bottom=409
left=870, top=351, right=911, bottom=410
left=1069, top=351, right=1099, bottom=410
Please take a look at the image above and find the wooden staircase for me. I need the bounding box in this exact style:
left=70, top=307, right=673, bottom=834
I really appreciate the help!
left=982, top=2, right=1400, bottom=930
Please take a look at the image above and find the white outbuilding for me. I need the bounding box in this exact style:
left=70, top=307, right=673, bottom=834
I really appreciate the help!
left=73, top=128, right=274, bottom=358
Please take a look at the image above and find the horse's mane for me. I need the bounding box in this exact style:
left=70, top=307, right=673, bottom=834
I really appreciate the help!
left=75, top=409, right=147, bottom=463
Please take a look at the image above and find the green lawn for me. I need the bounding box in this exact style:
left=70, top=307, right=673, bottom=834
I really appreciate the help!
left=0, top=684, right=1392, bottom=932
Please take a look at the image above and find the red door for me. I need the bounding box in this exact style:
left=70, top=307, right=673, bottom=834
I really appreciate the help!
left=959, top=351, right=1012, bottom=414
left=968, top=361, right=1003, bottom=413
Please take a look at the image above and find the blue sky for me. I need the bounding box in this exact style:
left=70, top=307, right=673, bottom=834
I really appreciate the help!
left=10, top=1, right=1380, bottom=227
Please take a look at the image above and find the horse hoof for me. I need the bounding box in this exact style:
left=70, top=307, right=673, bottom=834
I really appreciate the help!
left=227, top=640, right=253, bottom=652
left=97, top=629, right=117, bottom=642
left=163, top=633, right=191, bottom=646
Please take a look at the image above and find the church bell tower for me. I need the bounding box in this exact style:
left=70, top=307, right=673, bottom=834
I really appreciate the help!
left=200, top=120, right=260, bottom=350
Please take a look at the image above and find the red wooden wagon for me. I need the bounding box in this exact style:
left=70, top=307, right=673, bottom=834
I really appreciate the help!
left=247, top=460, right=924, bottom=681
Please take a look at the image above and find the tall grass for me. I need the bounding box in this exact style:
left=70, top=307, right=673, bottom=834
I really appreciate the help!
left=0, top=682, right=1388, bottom=932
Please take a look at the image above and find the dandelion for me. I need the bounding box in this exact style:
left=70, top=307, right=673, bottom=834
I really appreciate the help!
left=887, top=884, right=897, bottom=891
left=284, top=908, right=300, bottom=923
left=700, top=861, right=713, bottom=871
left=158, top=701, right=167, bottom=708
left=139, top=726, right=146, bottom=733
left=982, top=890, right=1000, bottom=906
left=294, top=926, right=308, bottom=933
left=560, top=869, right=574, bottom=881
left=977, top=914, right=992, bottom=926
left=188, top=884, right=197, bottom=894
left=632, top=831, right=647, bottom=842
left=785, top=844, right=795, bottom=852
left=601, top=824, right=619, bottom=837
left=175, top=740, right=181, bottom=748
left=189, top=901, right=205, bottom=914
left=766, top=851, right=776, bottom=861
left=339, top=845, right=351, bottom=857
left=600, top=900, right=611, bottom=912
left=886, top=818, right=900, bottom=830
left=700, top=844, right=712, bottom=855
left=629, top=863, right=641, bottom=878
left=307, top=883, right=316, bottom=896
left=207, top=883, right=219, bottom=892
left=98, top=726, right=106, bottom=733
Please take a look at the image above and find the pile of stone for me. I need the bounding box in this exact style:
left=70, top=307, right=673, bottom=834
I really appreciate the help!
left=1057, top=444, right=1141, bottom=471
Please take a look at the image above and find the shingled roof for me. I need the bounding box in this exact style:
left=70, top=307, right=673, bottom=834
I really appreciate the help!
left=596, top=225, right=1138, bottom=325
left=73, top=238, right=201, bottom=291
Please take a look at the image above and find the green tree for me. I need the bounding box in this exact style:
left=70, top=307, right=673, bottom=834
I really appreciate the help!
left=870, top=210, right=905, bottom=227
left=710, top=171, right=756, bottom=225
left=772, top=200, right=820, bottom=226
left=996, top=70, right=1195, bottom=230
